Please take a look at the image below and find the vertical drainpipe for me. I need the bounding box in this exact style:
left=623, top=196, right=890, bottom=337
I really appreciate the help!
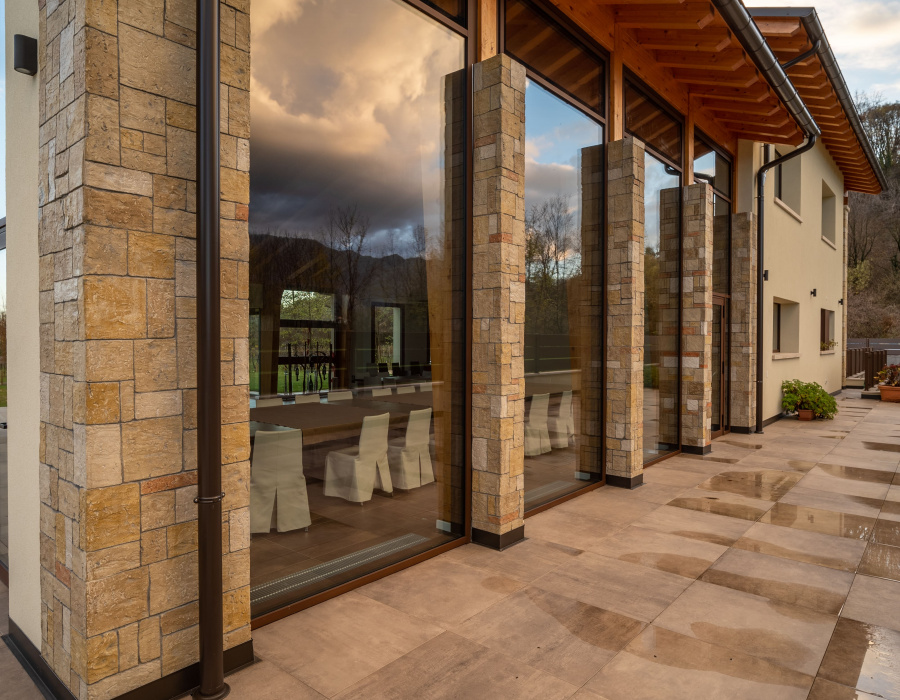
left=195, top=0, right=229, bottom=695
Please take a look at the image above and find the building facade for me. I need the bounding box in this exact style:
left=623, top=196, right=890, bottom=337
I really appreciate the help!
left=2, top=0, right=885, bottom=698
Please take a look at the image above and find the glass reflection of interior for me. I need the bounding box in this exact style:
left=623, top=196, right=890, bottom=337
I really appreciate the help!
left=522, top=81, right=604, bottom=511
left=643, top=154, right=681, bottom=463
left=248, top=0, right=466, bottom=618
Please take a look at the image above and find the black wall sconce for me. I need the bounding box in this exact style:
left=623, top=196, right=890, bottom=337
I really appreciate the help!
left=763, top=270, right=769, bottom=281
left=838, top=298, right=844, bottom=305
left=810, top=289, right=817, bottom=297
left=14, top=35, right=38, bottom=76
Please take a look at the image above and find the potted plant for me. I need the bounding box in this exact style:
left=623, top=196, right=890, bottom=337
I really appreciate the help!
left=781, top=379, right=838, bottom=421
left=820, top=340, right=838, bottom=351
left=877, top=364, right=900, bottom=402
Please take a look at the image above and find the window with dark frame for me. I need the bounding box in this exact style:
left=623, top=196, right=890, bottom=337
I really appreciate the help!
left=820, top=308, right=835, bottom=349
left=624, top=79, right=682, bottom=167
left=773, top=149, right=784, bottom=201
left=774, top=302, right=782, bottom=353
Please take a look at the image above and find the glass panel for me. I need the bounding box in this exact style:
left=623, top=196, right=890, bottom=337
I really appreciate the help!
left=505, top=0, right=604, bottom=114
left=643, top=153, right=680, bottom=463
left=693, top=138, right=731, bottom=197
left=425, top=0, right=466, bottom=21
left=625, top=82, right=681, bottom=166
left=522, top=81, right=604, bottom=511
left=249, top=0, right=466, bottom=617
left=0, top=245, right=6, bottom=571
left=712, top=304, right=722, bottom=433
left=712, top=195, right=730, bottom=296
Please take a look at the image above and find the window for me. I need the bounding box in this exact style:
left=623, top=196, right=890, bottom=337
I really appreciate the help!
left=693, top=133, right=732, bottom=296
left=248, top=0, right=467, bottom=617
left=503, top=0, right=605, bottom=115
left=771, top=147, right=802, bottom=213
left=821, top=309, right=836, bottom=350
left=821, top=181, right=837, bottom=245
left=773, top=298, right=799, bottom=354
left=624, top=79, right=682, bottom=166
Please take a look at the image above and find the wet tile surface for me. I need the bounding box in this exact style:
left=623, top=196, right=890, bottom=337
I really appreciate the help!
left=227, top=394, right=900, bottom=699
left=817, top=618, right=900, bottom=698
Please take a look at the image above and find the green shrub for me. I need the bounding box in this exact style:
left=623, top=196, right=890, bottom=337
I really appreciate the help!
left=643, top=364, right=659, bottom=388
left=780, top=379, right=838, bottom=420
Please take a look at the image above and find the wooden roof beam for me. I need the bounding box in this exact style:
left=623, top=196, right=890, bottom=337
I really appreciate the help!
left=633, top=28, right=733, bottom=52
left=675, top=69, right=760, bottom=88
left=701, top=98, right=781, bottom=115
left=655, top=49, right=747, bottom=71
left=613, top=3, right=715, bottom=29
left=687, top=84, right=771, bottom=102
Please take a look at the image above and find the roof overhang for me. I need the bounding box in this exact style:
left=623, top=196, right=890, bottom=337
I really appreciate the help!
left=748, top=7, right=886, bottom=194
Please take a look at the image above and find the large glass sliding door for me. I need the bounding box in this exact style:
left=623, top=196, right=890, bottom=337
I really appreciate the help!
left=0, top=230, right=6, bottom=576
left=504, top=0, right=607, bottom=511
left=624, top=80, right=683, bottom=465
left=248, top=0, right=468, bottom=618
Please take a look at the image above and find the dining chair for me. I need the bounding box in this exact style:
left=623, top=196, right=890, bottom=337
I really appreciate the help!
left=256, top=397, right=283, bottom=408
left=548, top=390, right=575, bottom=448
left=387, top=408, right=433, bottom=489
left=327, top=390, right=353, bottom=402
left=324, top=413, right=393, bottom=503
left=525, top=393, right=552, bottom=456
left=372, top=387, right=392, bottom=398
left=421, top=384, right=433, bottom=392
left=250, top=429, right=311, bottom=533
left=293, top=393, right=320, bottom=404
left=396, top=386, right=415, bottom=394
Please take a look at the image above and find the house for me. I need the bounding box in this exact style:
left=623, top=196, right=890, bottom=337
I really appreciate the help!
left=1, top=0, right=885, bottom=698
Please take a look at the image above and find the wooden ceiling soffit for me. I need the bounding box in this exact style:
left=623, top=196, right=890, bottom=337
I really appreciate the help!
left=613, top=4, right=716, bottom=29
left=633, top=28, right=733, bottom=52
left=655, top=49, right=747, bottom=71
left=675, top=68, right=760, bottom=88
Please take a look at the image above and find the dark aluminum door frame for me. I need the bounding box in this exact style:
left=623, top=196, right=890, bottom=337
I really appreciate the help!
left=711, top=294, right=729, bottom=439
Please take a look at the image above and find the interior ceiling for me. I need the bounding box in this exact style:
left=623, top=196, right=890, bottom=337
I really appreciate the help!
left=546, top=0, right=881, bottom=194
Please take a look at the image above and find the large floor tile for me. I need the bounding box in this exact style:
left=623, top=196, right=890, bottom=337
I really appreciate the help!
left=841, top=575, right=900, bottom=633
left=759, top=503, right=875, bottom=540
left=251, top=591, right=443, bottom=696
left=439, top=539, right=582, bottom=584
left=806, top=678, right=883, bottom=699
left=0, top=642, right=46, bottom=700
left=816, top=618, right=900, bottom=699
left=667, top=488, right=775, bottom=521
left=699, top=548, right=854, bottom=614
left=812, top=464, right=895, bottom=484
left=530, top=551, right=692, bottom=622
left=553, top=490, right=661, bottom=525
left=584, top=626, right=812, bottom=700
left=798, top=472, right=891, bottom=501
left=779, top=487, right=884, bottom=519
left=857, top=542, right=900, bottom=582
left=525, top=508, right=622, bottom=551
left=696, top=469, right=803, bottom=501
left=453, top=587, right=644, bottom=686
left=356, top=557, right=522, bottom=628
left=632, top=504, right=754, bottom=546
left=641, top=467, right=709, bottom=489
left=733, top=521, right=866, bottom=571
left=225, top=660, right=326, bottom=699
left=653, top=580, right=837, bottom=676
left=333, top=632, right=577, bottom=700
left=871, top=519, right=900, bottom=547
left=588, top=525, right=728, bottom=579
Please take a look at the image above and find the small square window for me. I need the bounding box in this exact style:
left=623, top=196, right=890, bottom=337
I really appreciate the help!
left=821, top=181, right=837, bottom=245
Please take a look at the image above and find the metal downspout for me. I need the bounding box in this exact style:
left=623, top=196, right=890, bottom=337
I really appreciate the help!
left=195, top=0, right=228, bottom=695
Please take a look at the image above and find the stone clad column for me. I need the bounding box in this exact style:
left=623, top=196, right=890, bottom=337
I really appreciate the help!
left=680, top=183, right=714, bottom=453
left=605, top=136, right=645, bottom=488
left=471, top=54, right=527, bottom=549
left=730, top=213, right=757, bottom=432
left=36, top=0, right=252, bottom=696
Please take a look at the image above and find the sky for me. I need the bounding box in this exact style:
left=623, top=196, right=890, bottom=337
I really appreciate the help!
left=745, top=0, right=900, bottom=101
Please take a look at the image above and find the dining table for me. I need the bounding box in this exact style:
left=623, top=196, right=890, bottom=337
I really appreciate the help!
left=249, top=400, right=412, bottom=445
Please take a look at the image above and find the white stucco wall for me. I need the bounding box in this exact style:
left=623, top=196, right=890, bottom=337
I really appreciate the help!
left=6, top=0, right=42, bottom=645
left=754, top=140, right=846, bottom=421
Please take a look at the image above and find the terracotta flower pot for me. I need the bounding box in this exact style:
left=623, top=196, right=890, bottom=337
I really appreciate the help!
left=798, top=409, right=814, bottom=421
left=879, top=385, right=900, bottom=403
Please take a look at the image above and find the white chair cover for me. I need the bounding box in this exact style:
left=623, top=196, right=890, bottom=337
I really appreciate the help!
left=293, top=394, right=320, bottom=404
left=387, top=408, right=433, bottom=489
left=324, top=413, right=393, bottom=502
left=327, top=391, right=353, bottom=402
left=421, top=384, right=433, bottom=392
left=548, top=390, right=575, bottom=448
left=396, top=386, right=415, bottom=394
left=256, top=397, right=282, bottom=408
left=372, top=387, right=393, bottom=398
left=250, top=429, right=311, bottom=533
left=525, top=393, right=552, bottom=456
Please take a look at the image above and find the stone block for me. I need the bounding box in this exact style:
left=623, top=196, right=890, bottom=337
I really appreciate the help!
left=85, top=541, right=141, bottom=582
left=83, top=276, right=148, bottom=340
left=161, top=625, right=198, bottom=676
left=82, top=483, right=140, bottom=551
left=139, top=617, right=161, bottom=662
left=85, top=567, right=149, bottom=635
left=119, top=25, right=196, bottom=104
left=84, top=340, right=134, bottom=382
left=141, top=491, right=175, bottom=531
left=149, top=552, right=198, bottom=615
left=83, top=188, right=152, bottom=232
left=128, top=232, right=175, bottom=278
left=85, top=95, right=121, bottom=166
left=122, top=416, right=183, bottom=480
left=86, top=631, right=118, bottom=683
left=133, top=339, right=178, bottom=392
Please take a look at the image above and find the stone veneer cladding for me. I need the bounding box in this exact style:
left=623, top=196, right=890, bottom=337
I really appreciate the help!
left=470, top=54, right=527, bottom=538
left=730, top=212, right=757, bottom=431
left=605, top=136, right=645, bottom=481
left=36, top=0, right=251, bottom=696
left=680, top=183, right=714, bottom=450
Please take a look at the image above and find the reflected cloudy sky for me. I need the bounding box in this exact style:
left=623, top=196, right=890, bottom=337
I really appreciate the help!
left=644, top=154, right=680, bottom=252
left=250, top=0, right=464, bottom=251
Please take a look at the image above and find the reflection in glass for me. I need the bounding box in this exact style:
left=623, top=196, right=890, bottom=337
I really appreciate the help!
left=643, top=154, right=680, bottom=463
left=248, top=0, right=466, bottom=617
left=624, top=82, right=681, bottom=166
left=693, top=140, right=731, bottom=198
left=523, top=81, right=604, bottom=510
left=0, top=246, right=6, bottom=572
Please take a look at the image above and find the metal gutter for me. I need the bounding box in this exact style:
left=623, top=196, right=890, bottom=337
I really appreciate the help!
left=195, top=0, right=229, bottom=694
left=748, top=6, right=889, bottom=192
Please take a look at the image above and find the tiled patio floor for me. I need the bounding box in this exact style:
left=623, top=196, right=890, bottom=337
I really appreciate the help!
left=4, top=393, right=900, bottom=699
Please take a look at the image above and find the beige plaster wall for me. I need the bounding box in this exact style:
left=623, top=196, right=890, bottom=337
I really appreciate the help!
left=6, top=0, right=43, bottom=647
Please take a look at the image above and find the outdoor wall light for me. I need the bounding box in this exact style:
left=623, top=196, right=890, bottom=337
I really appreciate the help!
left=14, top=35, right=38, bottom=76
left=839, top=298, right=844, bottom=305
left=811, top=289, right=817, bottom=297
left=763, top=270, right=769, bottom=281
